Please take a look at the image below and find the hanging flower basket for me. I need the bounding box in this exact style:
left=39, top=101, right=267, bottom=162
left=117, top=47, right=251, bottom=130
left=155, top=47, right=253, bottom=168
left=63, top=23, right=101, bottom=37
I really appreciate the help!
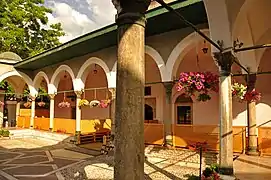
left=78, top=99, right=89, bottom=107
left=232, top=82, right=261, bottom=102
left=89, top=100, right=100, bottom=108
left=177, top=72, right=219, bottom=102
left=0, top=101, right=4, bottom=108
left=58, top=101, right=70, bottom=108
left=24, top=102, right=31, bottom=108
left=232, top=82, right=247, bottom=100
left=38, top=101, right=46, bottom=107
left=100, top=99, right=111, bottom=108
left=244, top=90, right=261, bottom=102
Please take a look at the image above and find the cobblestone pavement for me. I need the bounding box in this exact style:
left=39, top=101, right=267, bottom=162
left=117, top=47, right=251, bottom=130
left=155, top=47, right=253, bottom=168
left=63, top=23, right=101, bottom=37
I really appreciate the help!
left=0, top=139, right=92, bottom=180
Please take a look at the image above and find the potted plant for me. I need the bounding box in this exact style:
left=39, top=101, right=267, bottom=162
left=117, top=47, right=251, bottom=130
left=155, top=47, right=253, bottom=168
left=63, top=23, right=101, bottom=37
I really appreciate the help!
left=79, top=99, right=89, bottom=107
left=58, top=101, right=70, bottom=108
left=89, top=100, right=100, bottom=108
left=24, top=101, right=31, bottom=108
left=38, top=101, right=46, bottom=107
left=100, top=99, right=111, bottom=108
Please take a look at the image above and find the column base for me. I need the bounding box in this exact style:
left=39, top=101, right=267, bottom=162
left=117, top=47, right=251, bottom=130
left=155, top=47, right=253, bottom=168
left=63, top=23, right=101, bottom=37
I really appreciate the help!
left=219, top=166, right=234, bottom=176
left=246, top=146, right=259, bottom=156
left=30, top=126, right=34, bottom=129
left=164, top=138, right=173, bottom=147
left=49, top=128, right=53, bottom=132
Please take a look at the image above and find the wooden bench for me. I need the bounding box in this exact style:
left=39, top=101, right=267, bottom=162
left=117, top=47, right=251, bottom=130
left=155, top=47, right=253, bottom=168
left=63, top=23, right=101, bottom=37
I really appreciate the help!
left=78, top=131, right=111, bottom=145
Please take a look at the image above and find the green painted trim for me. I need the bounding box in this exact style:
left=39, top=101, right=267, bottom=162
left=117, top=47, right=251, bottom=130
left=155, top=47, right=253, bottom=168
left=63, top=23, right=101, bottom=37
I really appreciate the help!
left=146, top=0, right=202, bottom=18
left=14, top=0, right=203, bottom=69
left=14, top=24, right=118, bottom=68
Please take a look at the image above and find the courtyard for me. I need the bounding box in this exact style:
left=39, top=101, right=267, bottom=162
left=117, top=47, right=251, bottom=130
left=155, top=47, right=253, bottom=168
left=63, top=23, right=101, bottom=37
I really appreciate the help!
left=0, top=134, right=270, bottom=180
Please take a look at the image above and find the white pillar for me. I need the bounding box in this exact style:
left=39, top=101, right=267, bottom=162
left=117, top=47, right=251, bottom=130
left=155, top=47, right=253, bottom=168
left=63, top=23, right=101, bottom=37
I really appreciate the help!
left=16, top=100, right=21, bottom=127
left=75, top=91, right=82, bottom=134
left=30, top=96, right=36, bottom=128
left=49, top=94, right=55, bottom=131
left=0, top=90, right=4, bottom=128
left=109, top=88, right=116, bottom=140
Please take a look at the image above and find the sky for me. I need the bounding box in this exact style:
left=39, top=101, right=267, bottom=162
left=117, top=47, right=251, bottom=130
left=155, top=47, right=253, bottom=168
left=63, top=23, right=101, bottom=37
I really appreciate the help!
left=44, top=0, right=117, bottom=43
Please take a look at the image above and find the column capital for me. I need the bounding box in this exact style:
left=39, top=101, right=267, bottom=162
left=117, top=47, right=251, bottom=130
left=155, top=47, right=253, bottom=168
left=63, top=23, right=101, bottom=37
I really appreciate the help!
left=113, top=0, right=151, bottom=27
left=48, top=93, right=56, bottom=100
left=246, top=73, right=257, bottom=91
left=163, top=82, right=174, bottom=93
left=213, top=50, right=235, bottom=76
left=108, top=88, right=116, bottom=99
left=28, top=95, right=36, bottom=101
left=74, top=91, right=83, bottom=98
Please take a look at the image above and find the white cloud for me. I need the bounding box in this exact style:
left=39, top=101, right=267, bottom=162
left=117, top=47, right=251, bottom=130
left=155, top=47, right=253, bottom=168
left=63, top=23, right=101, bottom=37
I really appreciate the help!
left=45, top=0, right=116, bottom=43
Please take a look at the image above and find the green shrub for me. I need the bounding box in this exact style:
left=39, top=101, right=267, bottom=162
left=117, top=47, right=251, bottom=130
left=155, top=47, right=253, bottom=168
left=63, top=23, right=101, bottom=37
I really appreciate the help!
left=0, top=129, right=10, bottom=137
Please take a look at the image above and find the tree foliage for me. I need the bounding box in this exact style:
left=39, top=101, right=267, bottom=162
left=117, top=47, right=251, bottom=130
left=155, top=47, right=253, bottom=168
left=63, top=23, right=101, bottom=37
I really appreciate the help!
left=0, top=0, right=65, bottom=59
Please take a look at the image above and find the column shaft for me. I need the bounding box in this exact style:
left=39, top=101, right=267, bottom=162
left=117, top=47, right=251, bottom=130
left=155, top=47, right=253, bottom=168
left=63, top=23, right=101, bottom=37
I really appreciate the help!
left=163, top=82, right=174, bottom=146
left=246, top=74, right=258, bottom=155
left=49, top=94, right=55, bottom=131
left=214, top=51, right=234, bottom=175
left=75, top=91, right=82, bottom=133
left=114, top=1, right=150, bottom=178
left=109, top=88, right=116, bottom=140
left=16, top=101, right=21, bottom=127
left=30, top=98, right=35, bottom=128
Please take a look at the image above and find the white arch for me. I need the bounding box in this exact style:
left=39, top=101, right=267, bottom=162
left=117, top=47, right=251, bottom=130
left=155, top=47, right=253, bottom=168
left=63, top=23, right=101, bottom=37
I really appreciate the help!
left=0, top=70, right=37, bottom=96
left=166, top=29, right=210, bottom=79
left=33, top=71, right=50, bottom=90
left=76, top=57, right=111, bottom=89
left=112, top=45, right=170, bottom=82
left=50, top=65, right=76, bottom=93
left=145, top=45, right=170, bottom=82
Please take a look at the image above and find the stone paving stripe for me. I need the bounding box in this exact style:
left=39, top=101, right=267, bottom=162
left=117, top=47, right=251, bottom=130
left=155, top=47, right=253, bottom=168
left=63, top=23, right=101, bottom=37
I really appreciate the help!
left=14, top=159, right=86, bottom=178
left=0, top=170, right=18, bottom=180
left=7, top=155, right=49, bottom=165
left=46, top=150, right=54, bottom=162
left=52, top=164, right=65, bottom=180
left=2, top=154, right=24, bottom=165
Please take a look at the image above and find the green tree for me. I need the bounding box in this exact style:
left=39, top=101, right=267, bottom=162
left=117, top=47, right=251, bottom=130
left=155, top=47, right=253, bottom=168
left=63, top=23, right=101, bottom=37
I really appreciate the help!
left=0, top=0, right=65, bottom=59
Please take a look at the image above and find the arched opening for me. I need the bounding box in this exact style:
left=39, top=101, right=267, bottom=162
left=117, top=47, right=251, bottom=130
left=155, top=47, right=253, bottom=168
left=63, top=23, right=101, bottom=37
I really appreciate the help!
left=255, top=48, right=271, bottom=127
left=0, top=75, right=31, bottom=128
left=54, top=70, right=75, bottom=120
left=81, top=63, right=110, bottom=134
left=145, top=104, right=153, bottom=120
left=145, top=53, right=162, bottom=123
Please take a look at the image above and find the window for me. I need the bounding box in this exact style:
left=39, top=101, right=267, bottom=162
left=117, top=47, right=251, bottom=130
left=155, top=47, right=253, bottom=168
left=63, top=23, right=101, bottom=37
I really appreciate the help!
left=177, top=106, right=192, bottom=124
left=145, top=86, right=151, bottom=96
left=175, top=94, right=193, bottom=125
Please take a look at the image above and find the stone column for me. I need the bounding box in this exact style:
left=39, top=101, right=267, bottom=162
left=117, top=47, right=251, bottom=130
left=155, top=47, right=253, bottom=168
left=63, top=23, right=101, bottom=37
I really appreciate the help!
left=214, top=50, right=234, bottom=175
left=75, top=91, right=82, bottom=135
left=15, top=98, right=21, bottom=127
left=0, top=90, right=4, bottom=128
left=246, top=74, right=258, bottom=155
left=163, top=82, right=174, bottom=146
left=49, top=94, right=56, bottom=131
left=112, top=0, right=151, bottom=179
left=30, top=96, right=36, bottom=128
left=6, top=100, right=17, bottom=127
left=108, top=88, right=116, bottom=140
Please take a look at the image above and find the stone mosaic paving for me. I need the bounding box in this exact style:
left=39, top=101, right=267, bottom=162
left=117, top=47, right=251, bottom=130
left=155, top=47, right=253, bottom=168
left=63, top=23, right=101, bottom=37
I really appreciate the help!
left=0, top=139, right=92, bottom=180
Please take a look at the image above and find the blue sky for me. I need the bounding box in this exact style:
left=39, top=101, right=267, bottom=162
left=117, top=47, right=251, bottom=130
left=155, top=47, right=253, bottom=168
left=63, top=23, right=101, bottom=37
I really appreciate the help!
left=44, top=0, right=116, bottom=43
